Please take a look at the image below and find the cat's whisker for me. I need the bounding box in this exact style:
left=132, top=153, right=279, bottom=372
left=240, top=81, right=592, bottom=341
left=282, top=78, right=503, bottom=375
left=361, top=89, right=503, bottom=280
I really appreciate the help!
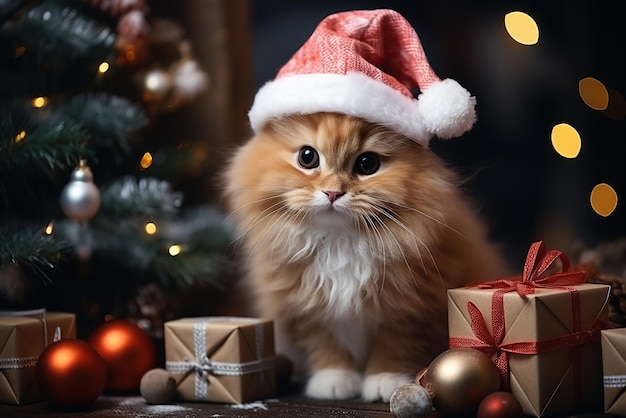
left=359, top=214, right=388, bottom=296
left=374, top=204, right=446, bottom=287
left=223, top=194, right=281, bottom=223
left=377, top=197, right=471, bottom=243
left=369, top=209, right=418, bottom=287
left=246, top=205, right=300, bottom=264
left=267, top=209, right=307, bottom=277
left=230, top=197, right=287, bottom=243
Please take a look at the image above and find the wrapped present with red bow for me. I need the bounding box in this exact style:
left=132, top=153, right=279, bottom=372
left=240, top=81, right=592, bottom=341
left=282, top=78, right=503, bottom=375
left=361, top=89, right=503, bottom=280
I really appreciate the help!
left=447, top=241, right=610, bottom=417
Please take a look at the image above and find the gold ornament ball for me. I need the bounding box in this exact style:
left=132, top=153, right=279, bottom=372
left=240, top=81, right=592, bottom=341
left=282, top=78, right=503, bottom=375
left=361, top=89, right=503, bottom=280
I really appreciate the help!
left=36, top=339, right=107, bottom=407
left=422, top=348, right=501, bottom=416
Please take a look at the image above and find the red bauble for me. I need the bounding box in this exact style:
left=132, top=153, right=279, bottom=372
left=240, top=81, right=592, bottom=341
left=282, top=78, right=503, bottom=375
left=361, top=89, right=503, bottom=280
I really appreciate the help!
left=88, top=319, right=155, bottom=392
left=477, top=391, right=524, bottom=418
left=36, top=339, right=106, bottom=407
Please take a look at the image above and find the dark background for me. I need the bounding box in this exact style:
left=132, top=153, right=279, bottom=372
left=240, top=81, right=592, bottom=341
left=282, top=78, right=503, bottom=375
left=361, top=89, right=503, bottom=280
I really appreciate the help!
left=248, top=0, right=626, bottom=263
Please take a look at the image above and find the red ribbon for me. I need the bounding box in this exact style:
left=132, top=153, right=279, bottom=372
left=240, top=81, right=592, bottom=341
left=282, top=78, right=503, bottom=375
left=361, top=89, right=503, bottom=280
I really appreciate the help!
left=449, top=241, right=597, bottom=395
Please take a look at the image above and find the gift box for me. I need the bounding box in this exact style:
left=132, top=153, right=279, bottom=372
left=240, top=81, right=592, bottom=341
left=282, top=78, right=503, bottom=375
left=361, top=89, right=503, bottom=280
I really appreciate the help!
left=0, top=310, right=76, bottom=404
left=601, top=328, right=626, bottom=416
left=447, top=241, right=610, bottom=417
left=164, top=316, right=276, bottom=404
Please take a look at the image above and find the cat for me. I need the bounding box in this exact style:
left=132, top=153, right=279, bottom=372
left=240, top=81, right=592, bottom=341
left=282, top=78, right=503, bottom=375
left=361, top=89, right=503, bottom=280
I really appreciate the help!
left=223, top=112, right=508, bottom=402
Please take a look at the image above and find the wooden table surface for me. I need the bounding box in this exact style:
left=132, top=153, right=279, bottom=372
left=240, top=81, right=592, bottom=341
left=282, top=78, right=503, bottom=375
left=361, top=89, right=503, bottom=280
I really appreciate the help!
left=0, top=392, right=612, bottom=418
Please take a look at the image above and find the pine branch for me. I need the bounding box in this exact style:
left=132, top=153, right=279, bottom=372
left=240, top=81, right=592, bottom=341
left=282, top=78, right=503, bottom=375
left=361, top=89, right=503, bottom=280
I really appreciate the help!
left=149, top=207, right=237, bottom=288
left=18, top=0, right=116, bottom=62
left=58, top=93, right=147, bottom=150
left=56, top=205, right=236, bottom=289
left=0, top=224, right=70, bottom=280
left=0, top=113, right=89, bottom=206
left=98, top=176, right=183, bottom=218
left=0, top=113, right=88, bottom=172
left=151, top=249, right=232, bottom=289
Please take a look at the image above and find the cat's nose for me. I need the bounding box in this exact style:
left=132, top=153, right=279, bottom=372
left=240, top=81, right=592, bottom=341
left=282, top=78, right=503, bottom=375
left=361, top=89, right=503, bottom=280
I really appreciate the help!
left=323, top=190, right=345, bottom=203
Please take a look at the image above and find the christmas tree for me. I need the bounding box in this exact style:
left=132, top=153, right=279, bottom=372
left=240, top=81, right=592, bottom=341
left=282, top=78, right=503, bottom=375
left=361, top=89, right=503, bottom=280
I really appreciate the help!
left=0, top=0, right=239, bottom=338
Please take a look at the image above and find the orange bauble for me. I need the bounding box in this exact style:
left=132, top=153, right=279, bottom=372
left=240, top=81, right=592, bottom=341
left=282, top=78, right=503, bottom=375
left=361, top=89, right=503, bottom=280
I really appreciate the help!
left=36, top=339, right=106, bottom=407
left=88, top=319, right=156, bottom=392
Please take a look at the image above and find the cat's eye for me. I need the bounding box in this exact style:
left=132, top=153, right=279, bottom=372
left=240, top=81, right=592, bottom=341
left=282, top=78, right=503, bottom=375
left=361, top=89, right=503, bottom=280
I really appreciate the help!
left=297, top=146, right=320, bottom=169
left=354, top=152, right=380, bottom=175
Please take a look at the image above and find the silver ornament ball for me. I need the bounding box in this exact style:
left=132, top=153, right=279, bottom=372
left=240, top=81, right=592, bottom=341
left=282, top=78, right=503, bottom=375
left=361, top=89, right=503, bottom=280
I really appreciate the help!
left=60, top=165, right=101, bottom=222
left=390, top=383, right=433, bottom=418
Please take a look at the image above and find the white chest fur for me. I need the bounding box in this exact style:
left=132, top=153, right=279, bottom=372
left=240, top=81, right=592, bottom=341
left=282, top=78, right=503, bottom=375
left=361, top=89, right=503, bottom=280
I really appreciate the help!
left=292, top=223, right=375, bottom=315
left=287, top=221, right=378, bottom=365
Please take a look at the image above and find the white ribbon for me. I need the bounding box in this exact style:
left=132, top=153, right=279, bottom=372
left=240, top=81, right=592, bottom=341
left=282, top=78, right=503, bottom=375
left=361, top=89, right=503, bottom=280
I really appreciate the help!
left=604, top=375, right=626, bottom=388
left=166, top=317, right=275, bottom=400
left=0, top=308, right=63, bottom=370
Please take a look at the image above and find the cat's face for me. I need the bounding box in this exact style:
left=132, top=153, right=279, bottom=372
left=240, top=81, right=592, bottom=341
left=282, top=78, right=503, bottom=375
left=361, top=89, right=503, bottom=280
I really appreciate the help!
left=225, top=112, right=458, bottom=249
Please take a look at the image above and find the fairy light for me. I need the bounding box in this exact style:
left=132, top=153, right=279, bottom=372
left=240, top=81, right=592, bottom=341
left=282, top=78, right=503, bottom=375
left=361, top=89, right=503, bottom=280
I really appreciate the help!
left=140, top=152, right=153, bottom=169
left=15, top=130, right=26, bottom=143
left=590, top=183, right=618, bottom=217
left=168, top=244, right=182, bottom=256
left=550, top=123, right=581, bottom=159
left=98, top=61, right=110, bottom=74
left=32, top=97, right=48, bottom=108
left=45, top=222, right=54, bottom=235
left=504, top=11, right=539, bottom=45
left=579, top=77, right=609, bottom=110
left=145, top=222, right=157, bottom=235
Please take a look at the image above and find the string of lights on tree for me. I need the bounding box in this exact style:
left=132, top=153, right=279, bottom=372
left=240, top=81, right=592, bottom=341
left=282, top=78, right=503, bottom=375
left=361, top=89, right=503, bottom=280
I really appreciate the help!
left=0, top=1, right=236, bottom=333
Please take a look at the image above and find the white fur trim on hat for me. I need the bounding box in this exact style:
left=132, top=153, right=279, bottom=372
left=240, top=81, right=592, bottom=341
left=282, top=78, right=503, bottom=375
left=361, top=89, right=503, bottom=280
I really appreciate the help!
left=249, top=72, right=435, bottom=146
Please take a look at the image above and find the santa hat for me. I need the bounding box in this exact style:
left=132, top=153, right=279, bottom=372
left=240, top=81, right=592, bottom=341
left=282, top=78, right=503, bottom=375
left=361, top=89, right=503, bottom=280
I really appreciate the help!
left=248, top=9, right=476, bottom=147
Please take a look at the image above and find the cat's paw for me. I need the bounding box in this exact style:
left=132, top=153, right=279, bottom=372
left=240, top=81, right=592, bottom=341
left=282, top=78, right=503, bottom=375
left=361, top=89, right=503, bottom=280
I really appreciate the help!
left=362, top=372, right=413, bottom=402
left=305, top=369, right=362, bottom=400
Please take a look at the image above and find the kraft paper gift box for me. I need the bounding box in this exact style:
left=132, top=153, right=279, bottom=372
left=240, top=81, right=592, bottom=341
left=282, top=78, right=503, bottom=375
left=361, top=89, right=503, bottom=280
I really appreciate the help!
left=0, top=310, right=76, bottom=404
left=447, top=241, right=610, bottom=417
left=164, top=317, right=276, bottom=404
left=601, top=328, right=626, bottom=416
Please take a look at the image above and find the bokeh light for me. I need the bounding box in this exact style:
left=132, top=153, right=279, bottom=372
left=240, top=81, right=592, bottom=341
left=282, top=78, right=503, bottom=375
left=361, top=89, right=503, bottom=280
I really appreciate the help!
left=144, top=222, right=157, bottom=235
left=15, top=130, right=26, bottom=143
left=139, top=152, right=153, bottom=169
left=579, top=77, right=609, bottom=110
left=551, top=123, right=581, bottom=158
left=32, top=97, right=48, bottom=108
left=168, top=244, right=181, bottom=256
left=98, top=62, right=110, bottom=74
left=504, top=11, right=539, bottom=45
left=590, top=183, right=618, bottom=217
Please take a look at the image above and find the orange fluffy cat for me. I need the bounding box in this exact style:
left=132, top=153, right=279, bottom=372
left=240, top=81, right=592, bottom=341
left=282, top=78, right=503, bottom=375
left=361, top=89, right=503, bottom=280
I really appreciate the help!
left=223, top=112, right=507, bottom=402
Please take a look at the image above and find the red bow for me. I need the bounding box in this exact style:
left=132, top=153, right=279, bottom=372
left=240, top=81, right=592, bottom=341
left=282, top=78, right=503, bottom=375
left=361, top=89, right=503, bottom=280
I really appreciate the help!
left=449, top=241, right=593, bottom=393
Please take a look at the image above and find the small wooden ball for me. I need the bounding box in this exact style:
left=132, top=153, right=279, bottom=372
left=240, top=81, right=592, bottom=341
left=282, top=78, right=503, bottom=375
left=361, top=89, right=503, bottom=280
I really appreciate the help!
left=390, top=383, right=433, bottom=418
left=140, top=368, right=177, bottom=404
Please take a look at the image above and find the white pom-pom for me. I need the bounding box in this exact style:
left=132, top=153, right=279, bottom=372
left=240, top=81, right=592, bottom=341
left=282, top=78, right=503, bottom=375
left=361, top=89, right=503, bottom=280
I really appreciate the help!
left=417, top=78, right=477, bottom=140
